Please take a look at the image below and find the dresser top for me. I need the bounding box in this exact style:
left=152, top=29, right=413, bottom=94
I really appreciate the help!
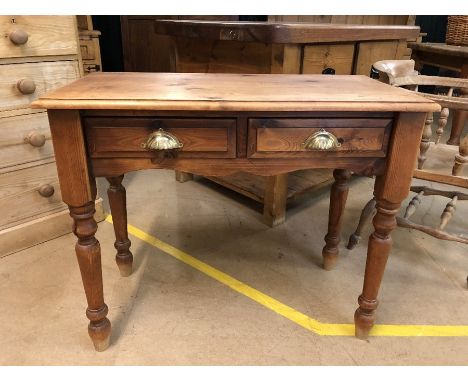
left=154, top=20, right=420, bottom=44
left=32, top=72, right=439, bottom=112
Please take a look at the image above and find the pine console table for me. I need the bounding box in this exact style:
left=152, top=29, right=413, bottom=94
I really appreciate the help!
left=32, top=72, right=438, bottom=351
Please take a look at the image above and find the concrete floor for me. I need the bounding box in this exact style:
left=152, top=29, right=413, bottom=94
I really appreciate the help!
left=1, top=168, right=468, bottom=365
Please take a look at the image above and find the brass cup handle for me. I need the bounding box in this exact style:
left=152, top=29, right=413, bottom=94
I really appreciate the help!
left=303, top=129, right=342, bottom=151
left=141, top=128, right=183, bottom=151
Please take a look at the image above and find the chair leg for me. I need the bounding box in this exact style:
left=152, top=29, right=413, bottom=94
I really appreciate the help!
left=452, top=134, right=468, bottom=176
left=418, top=112, right=433, bottom=169
left=347, top=198, right=377, bottom=250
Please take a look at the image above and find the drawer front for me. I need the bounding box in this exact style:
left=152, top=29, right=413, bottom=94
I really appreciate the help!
left=85, top=118, right=237, bottom=158
left=248, top=118, right=392, bottom=158
left=0, top=16, right=78, bottom=59
left=0, top=60, right=81, bottom=112
left=0, top=112, right=54, bottom=171
left=0, top=162, right=64, bottom=229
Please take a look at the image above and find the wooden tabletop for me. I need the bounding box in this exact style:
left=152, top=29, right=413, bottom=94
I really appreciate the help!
left=407, top=42, right=468, bottom=58
left=154, top=20, right=420, bottom=44
left=32, top=72, right=439, bottom=112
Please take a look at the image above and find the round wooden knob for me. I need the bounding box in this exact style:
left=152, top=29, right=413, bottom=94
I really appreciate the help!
left=17, top=78, right=36, bottom=95
left=25, top=131, right=46, bottom=147
left=9, top=29, right=29, bottom=45
left=38, top=184, right=55, bottom=198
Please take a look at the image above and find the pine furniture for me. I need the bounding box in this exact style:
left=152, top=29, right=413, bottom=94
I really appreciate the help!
left=154, top=20, right=421, bottom=226
left=32, top=72, right=438, bottom=351
left=0, top=16, right=104, bottom=258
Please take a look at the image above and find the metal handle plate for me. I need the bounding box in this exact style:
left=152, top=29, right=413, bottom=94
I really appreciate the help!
left=303, top=129, right=342, bottom=151
left=141, top=128, right=183, bottom=151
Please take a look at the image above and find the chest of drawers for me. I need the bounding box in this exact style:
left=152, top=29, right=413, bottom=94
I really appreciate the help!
left=0, top=16, right=103, bottom=257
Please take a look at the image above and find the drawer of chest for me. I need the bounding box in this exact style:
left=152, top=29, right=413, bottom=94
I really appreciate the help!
left=0, top=16, right=78, bottom=59
left=85, top=118, right=237, bottom=159
left=0, top=112, right=54, bottom=172
left=247, top=118, right=392, bottom=158
left=0, top=162, right=64, bottom=230
left=0, top=60, right=81, bottom=112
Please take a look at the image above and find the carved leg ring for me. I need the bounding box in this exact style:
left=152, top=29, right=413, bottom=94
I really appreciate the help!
left=70, top=202, right=111, bottom=351
left=107, top=175, right=133, bottom=277
left=354, top=200, right=399, bottom=339
left=322, top=169, right=351, bottom=270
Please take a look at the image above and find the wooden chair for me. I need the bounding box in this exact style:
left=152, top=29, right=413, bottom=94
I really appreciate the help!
left=347, top=60, right=468, bottom=260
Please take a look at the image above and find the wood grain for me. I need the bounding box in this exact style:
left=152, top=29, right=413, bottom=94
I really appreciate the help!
left=0, top=111, right=54, bottom=171
left=154, top=20, right=420, bottom=44
left=0, top=60, right=81, bottom=112
left=302, top=44, right=355, bottom=74
left=0, top=16, right=78, bottom=59
left=0, top=161, right=64, bottom=229
left=32, top=73, right=439, bottom=113
left=85, top=117, right=236, bottom=158
left=47, top=110, right=93, bottom=207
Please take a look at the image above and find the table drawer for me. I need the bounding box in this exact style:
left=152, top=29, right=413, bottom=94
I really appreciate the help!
left=247, top=118, right=392, bottom=158
left=0, top=162, right=64, bottom=230
left=85, top=118, right=237, bottom=158
left=0, top=16, right=78, bottom=59
left=0, top=112, right=54, bottom=172
left=0, top=60, right=81, bottom=112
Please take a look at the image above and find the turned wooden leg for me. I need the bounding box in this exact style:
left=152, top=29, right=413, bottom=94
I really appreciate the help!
left=106, top=175, right=133, bottom=277
left=354, top=198, right=399, bottom=339
left=452, top=134, right=468, bottom=176
left=447, top=110, right=467, bottom=146
left=175, top=170, right=194, bottom=183
left=447, top=68, right=467, bottom=145
left=70, top=202, right=111, bottom=352
left=263, top=173, right=288, bottom=227
left=347, top=197, right=377, bottom=250
left=418, top=112, right=433, bottom=169
left=435, top=107, right=449, bottom=144
left=322, top=169, right=351, bottom=270
left=354, top=112, right=428, bottom=340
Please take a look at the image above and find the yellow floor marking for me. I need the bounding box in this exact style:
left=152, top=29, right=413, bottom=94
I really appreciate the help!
left=105, top=215, right=468, bottom=337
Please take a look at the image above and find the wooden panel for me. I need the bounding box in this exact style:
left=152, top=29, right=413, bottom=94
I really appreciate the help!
left=302, top=44, right=355, bottom=74
left=0, top=16, right=78, bottom=59
left=0, top=60, right=81, bottom=112
left=268, top=15, right=412, bottom=25
left=174, top=37, right=272, bottom=74
left=0, top=162, right=64, bottom=229
left=248, top=118, right=392, bottom=158
left=207, top=168, right=334, bottom=203
left=85, top=118, right=237, bottom=158
left=121, top=16, right=177, bottom=72
left=355, top=41, right=400, bottom=75
left=0, top=111, right=54, bottom=171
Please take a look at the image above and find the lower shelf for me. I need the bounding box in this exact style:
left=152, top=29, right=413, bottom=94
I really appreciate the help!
left=206, top=169, right=334, bottom=204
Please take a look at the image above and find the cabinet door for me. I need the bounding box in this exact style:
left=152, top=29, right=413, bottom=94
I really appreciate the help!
left=302, top=43, right=355, bottom=75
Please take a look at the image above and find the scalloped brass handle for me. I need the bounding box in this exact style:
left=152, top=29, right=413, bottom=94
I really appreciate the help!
left=303, top=129, right=342, bottom=151
left=141, top=128, right=184, bottom=151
